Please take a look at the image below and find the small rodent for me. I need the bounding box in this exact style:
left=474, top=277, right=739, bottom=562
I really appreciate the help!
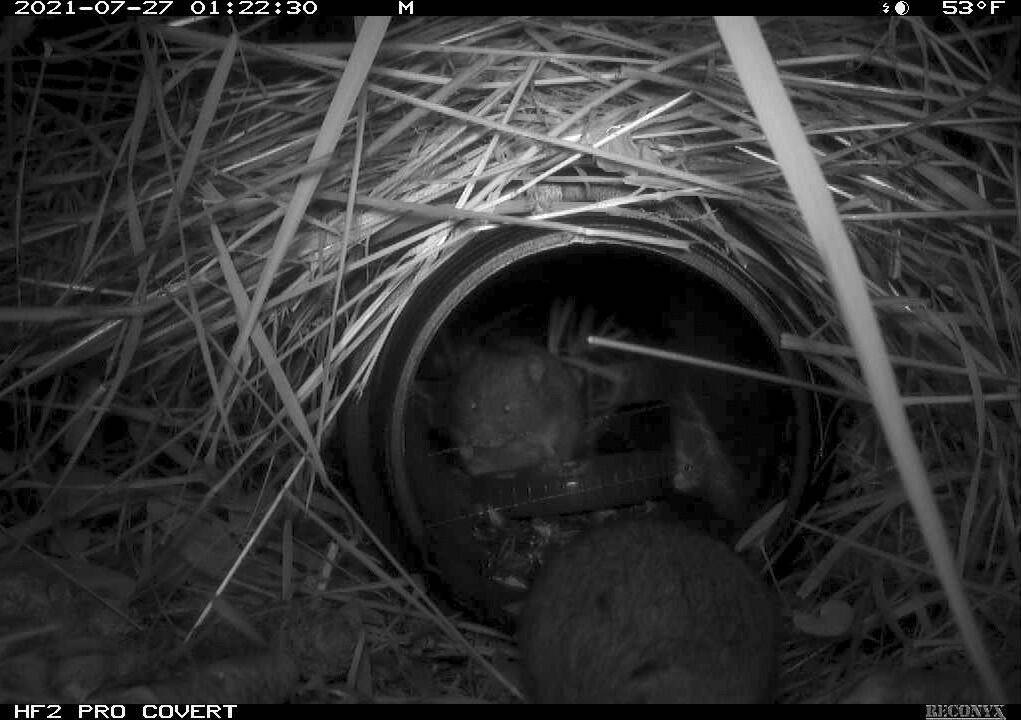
left=669, top=391, right=748, bottom=529
left=450, top=342, right=584, bottom=476
left=518, top=519, right=778, bottom=703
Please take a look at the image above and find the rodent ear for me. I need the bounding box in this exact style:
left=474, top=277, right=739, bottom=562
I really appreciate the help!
left=526, top=355, right=547, bottom=384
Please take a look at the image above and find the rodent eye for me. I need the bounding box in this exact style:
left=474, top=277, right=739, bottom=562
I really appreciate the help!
left=502, top=403, right=512, bottom=414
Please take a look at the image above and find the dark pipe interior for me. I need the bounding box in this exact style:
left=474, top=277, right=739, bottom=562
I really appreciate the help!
left=415, top=245, right=796, bottom=506
left=395, top=244, right=801, bottom=624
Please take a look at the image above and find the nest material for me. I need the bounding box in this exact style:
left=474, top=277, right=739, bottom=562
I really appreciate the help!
left=0, top=16, right=1018, bottom=703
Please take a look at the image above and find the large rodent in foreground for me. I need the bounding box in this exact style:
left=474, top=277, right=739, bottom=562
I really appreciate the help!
left=518, top=519, right=778, bottom=703
left=449, top=342, right=584, bottom=476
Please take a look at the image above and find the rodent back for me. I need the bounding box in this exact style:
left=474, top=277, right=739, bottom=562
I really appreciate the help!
left=518, top=520, right=778, bottom=703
